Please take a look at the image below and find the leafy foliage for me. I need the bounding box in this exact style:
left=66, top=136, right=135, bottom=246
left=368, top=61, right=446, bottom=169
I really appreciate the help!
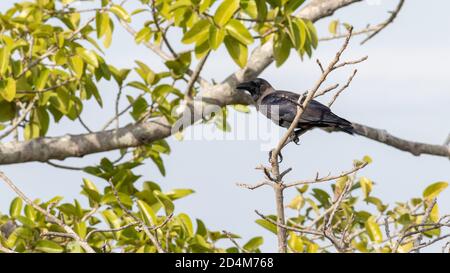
left=0, top=157, right=263, bottom=253
left=0, top=0, right=447, bottom=254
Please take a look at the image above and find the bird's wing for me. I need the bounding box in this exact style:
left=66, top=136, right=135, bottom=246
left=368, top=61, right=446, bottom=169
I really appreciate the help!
left=259, top=91, right=301, bottom=127
left=260, top=91, right=351, bottom=128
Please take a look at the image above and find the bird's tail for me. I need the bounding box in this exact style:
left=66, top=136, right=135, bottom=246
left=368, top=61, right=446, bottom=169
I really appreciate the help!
left=337, top=122, right=355, bottom=135
left=322, top=113, right=355, bottom=135
left=334, top=116, right=355, bottom=135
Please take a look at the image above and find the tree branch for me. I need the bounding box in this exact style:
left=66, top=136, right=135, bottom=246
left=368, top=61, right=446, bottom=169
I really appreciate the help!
left=352, top=123, right=450, bottom=157
left=1, top=0, right=444, bottom=165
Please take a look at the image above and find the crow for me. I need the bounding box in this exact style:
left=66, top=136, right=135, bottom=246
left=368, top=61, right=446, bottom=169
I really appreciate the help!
left=236, top=78, right=354, bottom=146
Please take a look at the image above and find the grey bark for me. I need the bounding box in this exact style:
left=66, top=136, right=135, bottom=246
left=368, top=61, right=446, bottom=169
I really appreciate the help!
left=1, top=0, right=448, bottom=165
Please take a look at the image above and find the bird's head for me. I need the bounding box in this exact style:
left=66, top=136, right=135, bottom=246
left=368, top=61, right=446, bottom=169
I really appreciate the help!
left=236, top=78, right=273, bottom=102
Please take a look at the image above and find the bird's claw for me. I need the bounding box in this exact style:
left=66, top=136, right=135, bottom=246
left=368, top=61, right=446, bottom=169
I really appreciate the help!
left=268, top=151, right=283, bottom=164
left=293, top=136, right=300, bottom=145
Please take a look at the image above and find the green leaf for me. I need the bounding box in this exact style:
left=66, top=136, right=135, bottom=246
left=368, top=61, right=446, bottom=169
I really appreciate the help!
left=35, top=240, right=64, bottom=253
left=305, top=20, right=318, bottom=49
left=430, top=203, right=439, bottom=223
left=288, top=231, right=304, bottom=252
left=182, top=19, right=210, bottom=44
left=9, top=197, right=23, bottom=218
left=24, top=121, right=40, bottom=140
left=255, top=0, right=267, bottom=21
left=232, top=104, right=250, bottom=113
left=255, top=217, right=277, bottom=234
left=362, top=155, right=373, bottom=164
left=194, top=37, right=210, bottom=60
left=127, top=81, right=150, bottom=93
left=77, top=48, right=99, bottom=68
left=96, top=12, right=110, bottom=38
left=135, top=27, right=152, bottom=44
left=243, top=236, right=263, bottom=251
left=423, top=181, right=448, bottom=200
left=285, top=0, right=305, bottom=13
left=224, top=36, right=248, bottom=68
left=110, top=5, right=131, bottom=23
left=110, top=66, right=131, bottom=86
left=288, top=195, right=304, bottom=210
left=225, top=19, right=254, bottom=45
left=102, top=209, right=121, bottom=229
left=0, top=101, right=16, bottom=122
left=329, top=20, right=339, bottom=35
left=365, top=216, right=382, bottom=243
left=69, top=56, right=84, bottom=79
left=154, top=191, right=175, bottom=215
left=150, top=152, right=166, bottom=176
left=196, top=219, right=207, bottom=236
left=137, top=200, right=157, bottom=226
left=135, top=60, right=156, bottom=85
left=209, top=24, right=225, bottom=50
left=0, top=78, right=16, bottom=102
left=273, top=32, right=291, bottom=67
left=166, top=189, right=195, bottom=200
left=178, top=213, right=194, bottom=236
left=365, top=196, right=387, bottom=212
left=103, top=18, right=113, bottom=48
left=0, top=46, right=10, bottom=76
left=199, top=0, right=212, bottom=13
left=241, top=0, right=257, bottom=18
left=35, top=69, right=50, bottom=91
left=359, top=177, right=373, bottom=198
left=214, top=0, right=240, bottom=27
left=311, top=188, right=331, bottom=208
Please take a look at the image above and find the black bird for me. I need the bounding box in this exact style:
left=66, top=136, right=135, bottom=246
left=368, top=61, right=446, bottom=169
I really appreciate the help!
left=236, top=78, right=354, bottom=143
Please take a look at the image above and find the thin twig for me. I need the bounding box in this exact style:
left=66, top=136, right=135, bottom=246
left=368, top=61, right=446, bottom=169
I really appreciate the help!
left=328, top=69, right=358, bottom=107
left=236, top=181, right=271, bottom=190
left=101, top=93, right=145, bottom=130
left=285, top=162, right=367, bottom=188
left=16, top=79, right=76, bottom=94
left=360, top=0, right=405, bottom=45
left=85, top=222, right=139, bottom=240
left=255, top=210, right=322, bottom=236
left=185, top=51, right=210, bottom=100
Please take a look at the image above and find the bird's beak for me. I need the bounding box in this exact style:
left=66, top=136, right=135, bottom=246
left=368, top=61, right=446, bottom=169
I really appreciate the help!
left=236, top=81, right=253, bottom=92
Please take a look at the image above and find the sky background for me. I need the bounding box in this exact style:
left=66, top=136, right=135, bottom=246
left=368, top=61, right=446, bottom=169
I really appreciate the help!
left=0, top=0, right=449, bottom=252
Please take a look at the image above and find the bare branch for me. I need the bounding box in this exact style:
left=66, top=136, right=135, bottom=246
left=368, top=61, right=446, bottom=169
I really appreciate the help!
left=286, top=162, right=367, bottom=188
left=360, top=0, right=405, bottom=45
left=352, top=123, right=450, bottom=157
left=236, top=181, right=271, bottom=190
left=328, top=69, right=358, bottom=107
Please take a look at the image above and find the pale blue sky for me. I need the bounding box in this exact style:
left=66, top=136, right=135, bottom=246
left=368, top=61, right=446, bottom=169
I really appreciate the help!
left=0, top=0, right=449, bottom=252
